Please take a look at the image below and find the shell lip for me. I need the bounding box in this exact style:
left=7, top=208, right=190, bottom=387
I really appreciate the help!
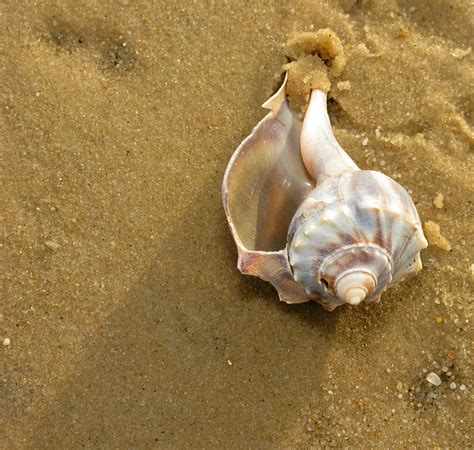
left=262, top=72, right=288, bottom=112
left=221, top=74, right=290, bottom=224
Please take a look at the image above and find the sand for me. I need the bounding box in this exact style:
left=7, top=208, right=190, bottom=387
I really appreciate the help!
left=284, top=29, right=346, bottom=114
left=2, top=0, right=473, bottom=447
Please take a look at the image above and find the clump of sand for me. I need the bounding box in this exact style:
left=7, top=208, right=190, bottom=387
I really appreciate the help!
left=283, top=29, right=346, bottom=114
left=433, top=193, right=444, bottom=209
left=424, top=221, right=451, bottom=251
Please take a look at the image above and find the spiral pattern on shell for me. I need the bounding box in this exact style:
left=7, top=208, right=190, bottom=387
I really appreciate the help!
left=287, top=170, right=428, bottom=308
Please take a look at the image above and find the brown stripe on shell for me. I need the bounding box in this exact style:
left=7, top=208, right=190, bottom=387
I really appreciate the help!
left=349, top=203, right=373, bottom=244
left=372, top=206, right=392, bottom=254
left=338, top=232, right=358, bottom=246
left=309, top=242, right=341, bottom=269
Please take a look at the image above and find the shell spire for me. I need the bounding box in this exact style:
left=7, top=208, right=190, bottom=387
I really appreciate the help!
left=335, top=270, right=376, bottom=305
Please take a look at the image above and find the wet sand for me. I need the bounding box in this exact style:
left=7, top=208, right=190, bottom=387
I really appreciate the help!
left=2, top=0, right=473, bottom=447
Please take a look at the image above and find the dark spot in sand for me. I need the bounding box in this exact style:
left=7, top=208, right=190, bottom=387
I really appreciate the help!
left=338, top=0, right=367, bottom=15
left=45, top=17, right=137, bottom=75
left=102, top=39, right=136, bottom=72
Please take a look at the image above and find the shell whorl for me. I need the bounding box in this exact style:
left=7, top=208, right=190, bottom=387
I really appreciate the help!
left=335, top=270, right=376, bottom=305
left=287, top=170, right=427, bottom=309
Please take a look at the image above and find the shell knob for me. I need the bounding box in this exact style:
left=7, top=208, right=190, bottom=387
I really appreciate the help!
left=334, top=270, right=376, bottom=305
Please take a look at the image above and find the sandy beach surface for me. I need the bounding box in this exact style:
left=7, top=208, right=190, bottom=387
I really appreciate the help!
left=2, top=0, right=473, bottom=447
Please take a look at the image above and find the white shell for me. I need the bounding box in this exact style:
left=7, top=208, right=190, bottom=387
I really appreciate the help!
left=222, top=75, right=428, bottom=311
left=288, top=170, right=427, bottom=309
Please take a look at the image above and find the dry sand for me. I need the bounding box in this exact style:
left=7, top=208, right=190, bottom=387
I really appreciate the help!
left=2, top=0, right=473, bottom=447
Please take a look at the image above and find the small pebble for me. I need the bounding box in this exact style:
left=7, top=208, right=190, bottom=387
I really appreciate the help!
left=452, top=47, right=472, bottom=59
left=45, top=240, right=60, bottom=250
left=449, top=382, right=457, bottom=390
left=227, top=359, right=232, bottom=366
left=459, top=384, right=466, bottom=391
left=3, top=338, right=10, bottom=346
left=337, top=80, right=351, bottom=91
left=433, top=193, right=444, bottom=209
left=426, top=372, right=442, bottom=386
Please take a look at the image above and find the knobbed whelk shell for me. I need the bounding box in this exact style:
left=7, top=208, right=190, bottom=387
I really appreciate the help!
left=222, top=75, right=428, bottom=311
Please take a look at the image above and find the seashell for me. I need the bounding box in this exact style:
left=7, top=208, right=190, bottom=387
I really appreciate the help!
left=222, top=75, right=428, bottom=311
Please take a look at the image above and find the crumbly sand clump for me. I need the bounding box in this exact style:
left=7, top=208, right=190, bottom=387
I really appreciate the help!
left=283, top=29, right=346, bottom=114
left=424, top=220, right=452, bottom=251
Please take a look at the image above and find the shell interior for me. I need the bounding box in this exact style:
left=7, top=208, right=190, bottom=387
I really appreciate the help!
left=223, top=80, right=315, bottom=253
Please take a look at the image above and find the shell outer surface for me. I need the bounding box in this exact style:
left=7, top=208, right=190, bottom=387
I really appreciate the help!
left=287, top=170, right=428, bottom=309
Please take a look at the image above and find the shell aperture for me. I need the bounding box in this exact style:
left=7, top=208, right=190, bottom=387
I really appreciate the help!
left=222, top=76, right=428, bottom=311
